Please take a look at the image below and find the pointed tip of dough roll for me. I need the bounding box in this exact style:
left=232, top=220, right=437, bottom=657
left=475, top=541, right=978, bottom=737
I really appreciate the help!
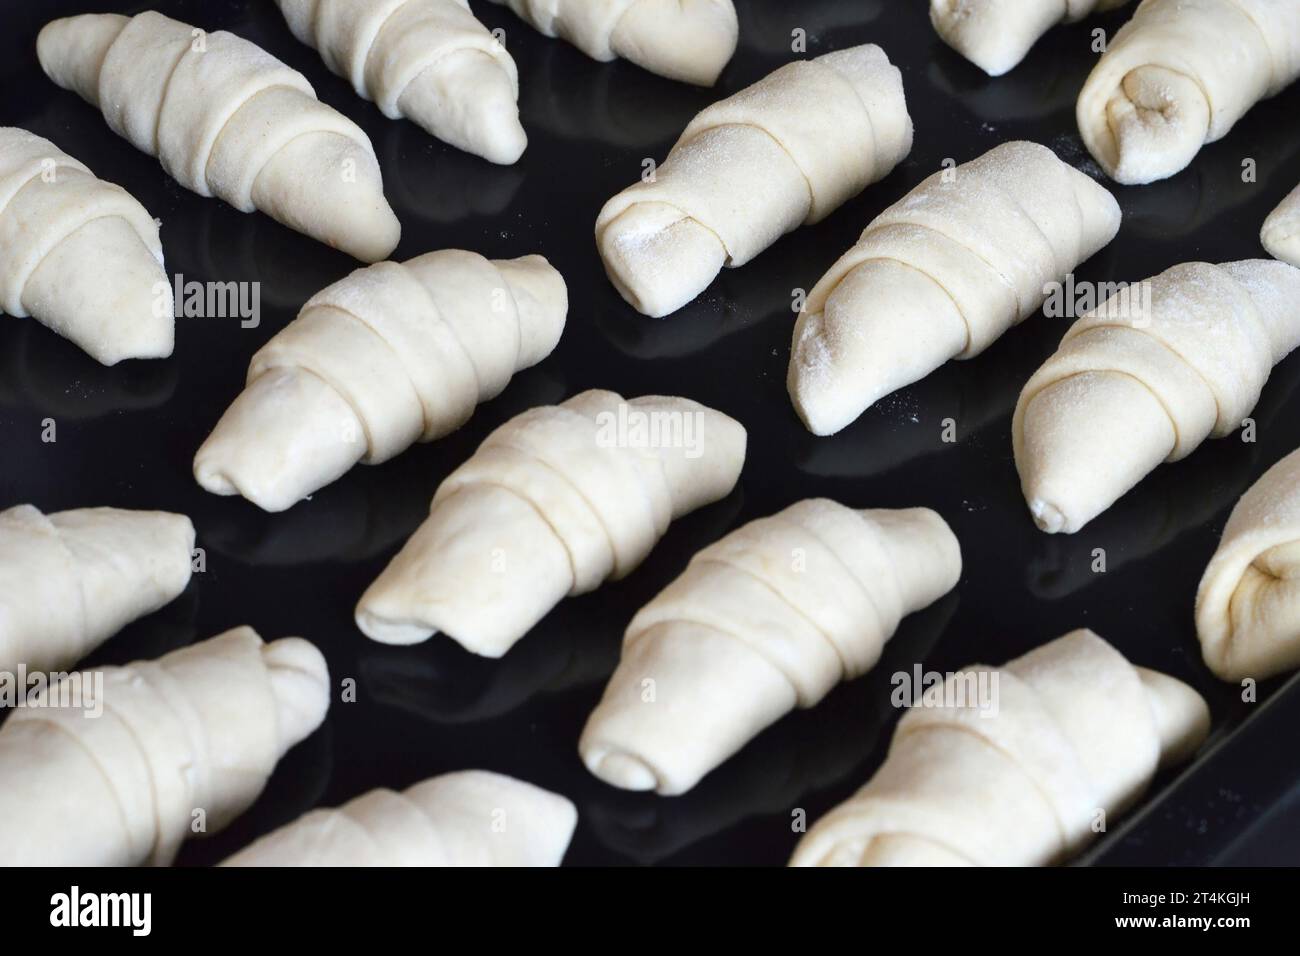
left=261, top=635, right=331, bottom=754
left=596, top=201, right=728, bottom=317
left=859, top=507, right=962, bottom=610
left=610, top=0, right=739, bottom=86
left=929, top=0, right=1059, bottom=77
left=1016, top=370, right=1175, bottom=534
left=36, top=13, right=127, bottom=106
left=1135, top=667, right=1210, bottom=770
left=253, top=132, right=400, bottom=263
left=627, top=397, right=746, bottom=518
left=22, top=216, right=173, bottom=365
left=493, top=255, right=568, bottom=368
left=398, top=50, right=527, bottom=164
left=788, top=259, right=967, bottom=436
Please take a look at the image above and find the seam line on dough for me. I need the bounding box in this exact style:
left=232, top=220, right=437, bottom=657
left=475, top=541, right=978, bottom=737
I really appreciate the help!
left=852, top=251, right=977, bottom=355
left=407, top=261, right=481, bottom=416
left=201, top=84, right=329, bottom=192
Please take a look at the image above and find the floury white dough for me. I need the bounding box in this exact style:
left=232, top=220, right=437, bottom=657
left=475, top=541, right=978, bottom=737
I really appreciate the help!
left=37, top=11, right=400, bottom=261
left=788, top=141, right=1121, bottom=437
left=194, top=251, right=568, bottom=513
left=275, top=0, right=527, bottom=164
left=930, top=0, right=1132, bottom=77
left=223, top=771, right=577, bottom=866
left=580, top=500, right=962, bottom=796
left=1262, top=183, right=1300, bottom=267
left=595, top=44, right=913, bottom=318
left=486, top=0, right=738, bottom=86
left=791, top=630, right=1210, bottom=867
left=0, top=627, right=330, bottom=866
left=356, top=389, right=747, bottom=656
left=1077, top=0, right=1300, bottom=185
left=0, top=127, right=172, bottom=364
left=0, top=505, right=194, bottom=677
left=1197, top=447, right=1300, bottom=682
left=1014, top=260, right=1300, bottom=534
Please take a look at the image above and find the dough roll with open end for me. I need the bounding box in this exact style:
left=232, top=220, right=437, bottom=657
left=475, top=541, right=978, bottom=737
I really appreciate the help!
left=1262, top=183, right=1300, bottom=267
left=595, top=45, right=912, bottom=318
left=790, top=629, right=1210, bottom=867
left=788, top=141, right=1121, bottom=437
left=274, top=0, right=526, bottom=164
left=0, top=504, right=194, bottom=677
left=0, top=127, right=172, bottom=364
left=1077, top=0, right=1300, bottom=185
left=37, top=10, right=400, bottom=262
left=356, top=389, right=747, bottom=657
left=0, top=626, right=330, bottom=867
left=486, top=0, right=738, bottom=86
left=1196, top=447, right=1300, bottom=682
left=1014, top=260, right=1300, bottom=535
left=932, top=0, right=1132, bottom=77
left=580, top=500, right=961, bottom=796
left=222, top=771, right=576, bottom=866
left=194, top=250, right=567, bottom=513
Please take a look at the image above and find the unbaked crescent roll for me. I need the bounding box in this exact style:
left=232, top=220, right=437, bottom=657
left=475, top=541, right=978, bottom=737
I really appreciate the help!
left=1014, top=259, right=1300, bottom=534
left=1262, top=183, right=1300, bottom=267
left=932, top=0, right=1132, bottom=77
left=275, top=0, right=526, bottom=164
left=580, top=500, right=961, bottom=796
left=37, top=11, right=400, bottom=262
left=1077, top=0, right=1300, bottom=185
left=0, top=626, right=330, bottom=866
left=790, top=629, right=1210, bottom=866
left=789, top=141, right=1121, bottom=437
left=222, top=770, right=576, bottom=866
left=356, top=389, right=747, bottom=657
left=194, top=251, right=567, bottom=513
left=486, top=0, right=738, bottom=86
left=595, top=45, right=912, bottom=318
left=1196, top=447, right=1300, bottom=682
left=0, top=505, right=194, bottom=677
left=0, top=127, right=171, bottom=365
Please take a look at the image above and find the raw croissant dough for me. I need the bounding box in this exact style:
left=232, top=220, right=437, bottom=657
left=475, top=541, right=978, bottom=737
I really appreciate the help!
left=580, top=500, right=962, bottom=796
left=1015, top=260, right=1300, bottom=534
left=932, top=1, right=1132, bottom=77
left=356, top=389, right=747, bottom=657
left=0, top=626, right=329, bottom=866
left=223, top=770, right=576, bottom=866
left=790, top=629, right=1209, bottom=867
left=595, top=45, right=913, bottom=318
left=0, top=127, right=171, bottom=364
left=1197, top=447, right=1300, bottom=682
left=37, top=11, right=400, bottom=262
left=0, top=505, right=194, bottom=677
left=194, top=251, right=567, bottom=513
left=275, top=0, right=526, bottom=164
left=788, top=141, right=1121, bottom=437
left=1077, top=0, right=1300, bottom=185
left=486, top=0, right=738, bottom=86
left=1262, top=183, right=1300, bottom=267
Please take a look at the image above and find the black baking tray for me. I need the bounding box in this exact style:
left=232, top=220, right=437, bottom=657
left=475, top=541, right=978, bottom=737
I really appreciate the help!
left=2, top=0, right=1298, bottom=867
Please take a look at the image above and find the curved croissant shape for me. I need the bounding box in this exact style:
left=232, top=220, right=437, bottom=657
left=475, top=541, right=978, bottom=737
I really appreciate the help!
left=595, top=45, right=912, bottom=318
left=789, top=141, right=1121, bottom=437
left=275, top=0, right=526, bottom=165
left=37, top=11, right=400, bottom=262
left=486, top=0, right=738, bottom=86
left=0, top=505, right=194, bottom=677
left=0, top=127, right=171, bottom=364
left=194, top=251, right=567, bottom=513
left=580, top=500, right=962, bottom=796
left=1014, top=260, right=1300, bottom=534
left=223, top=770, right=576, bottom=865
left=0, top=626, right=330, bottom=866
left=1197, top=447, right=1300, bottom=682
left=790, top=629, right=1210, bottom=867
left=357, top=389, right=748, bottom=657
left=1077, top=0, right=1300, bottom=185
left=1262, top=183, right=1300, bottom=268
left=932, top=0, right=1132, bottom=77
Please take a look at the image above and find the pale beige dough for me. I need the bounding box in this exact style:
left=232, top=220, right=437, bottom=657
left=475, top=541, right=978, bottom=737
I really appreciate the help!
left=1262, top=183, right=1300, bottom=267
left=932, top=0, right=1132, bottom=77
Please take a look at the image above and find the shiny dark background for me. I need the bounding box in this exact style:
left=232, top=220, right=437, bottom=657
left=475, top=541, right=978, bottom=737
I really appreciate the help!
left=1, top=0, right=1298, bottom=866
